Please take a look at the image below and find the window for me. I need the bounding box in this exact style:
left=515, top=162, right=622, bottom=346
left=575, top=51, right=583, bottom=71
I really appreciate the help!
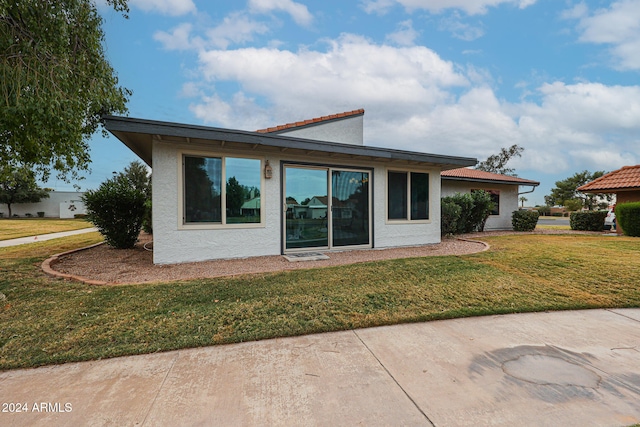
left=472, top=189, right=500, bottom=215
left=183, top=155, right=262, bottom=225
left=488, top=190, right=500, bottom=215
left=387, top=170, right=429, bottom=221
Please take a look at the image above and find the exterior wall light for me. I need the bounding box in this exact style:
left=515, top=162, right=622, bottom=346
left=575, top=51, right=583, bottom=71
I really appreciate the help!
left=264, top=160, right=273, bottom=179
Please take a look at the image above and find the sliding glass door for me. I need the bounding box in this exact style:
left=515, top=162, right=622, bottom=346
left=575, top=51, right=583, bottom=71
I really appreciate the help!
left=284, top=165, right=370, bottom=251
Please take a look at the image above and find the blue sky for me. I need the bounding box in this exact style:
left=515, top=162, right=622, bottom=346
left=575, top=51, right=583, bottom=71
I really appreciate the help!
left=50, top=0, right=640, bottom=206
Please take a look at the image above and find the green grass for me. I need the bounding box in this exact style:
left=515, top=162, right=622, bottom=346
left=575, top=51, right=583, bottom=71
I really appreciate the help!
left=1, top=233, right=639, bottom=371
left=0, top=218, right=93, bottom=240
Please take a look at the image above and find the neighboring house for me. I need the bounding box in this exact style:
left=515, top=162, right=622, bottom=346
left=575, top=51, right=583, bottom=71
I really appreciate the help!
left=104, top=109, right=476, bottom=264
left=441, top=168, right=540, bottom=230
left=1, top=191, right=86, bottom=218
left=578, top=165, right=640, bottom=234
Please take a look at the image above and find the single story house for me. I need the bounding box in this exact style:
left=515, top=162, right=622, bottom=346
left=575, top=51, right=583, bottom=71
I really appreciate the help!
left=578, top=165, right=640, bottom=234
left=441, top=168, right=540, bottom=230
left=1, top=191, right=86, bottom=218
left=104, top=109, right=476, bottom=264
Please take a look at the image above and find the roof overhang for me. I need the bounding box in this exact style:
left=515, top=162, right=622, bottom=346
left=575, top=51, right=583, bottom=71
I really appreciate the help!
left=102, top=116, right=477, bottom=170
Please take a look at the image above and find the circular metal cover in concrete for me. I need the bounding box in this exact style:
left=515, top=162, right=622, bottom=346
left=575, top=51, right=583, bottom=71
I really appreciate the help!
left=503, top=354, right=601, bottom=388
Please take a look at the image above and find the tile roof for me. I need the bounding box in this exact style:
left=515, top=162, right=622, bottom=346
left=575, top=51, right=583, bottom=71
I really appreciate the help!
left=256, top=109, right=365, bottom=133
left=441, top=168, right=539, bottom=186
left=577, top=165, right=640, bottom=192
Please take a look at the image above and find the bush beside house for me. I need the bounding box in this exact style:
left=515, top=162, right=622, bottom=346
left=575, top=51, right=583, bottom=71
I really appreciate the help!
left=441, top=191, right=494, bottom=235
left=615, top=202, right=640, bottom=237
left=82, top=175, right=147, bottom=249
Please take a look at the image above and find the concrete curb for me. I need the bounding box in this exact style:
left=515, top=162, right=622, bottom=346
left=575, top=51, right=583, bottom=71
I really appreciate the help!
left=41, top=242, right=109, bottom=286
left=457, top=237, right=491, bottom=252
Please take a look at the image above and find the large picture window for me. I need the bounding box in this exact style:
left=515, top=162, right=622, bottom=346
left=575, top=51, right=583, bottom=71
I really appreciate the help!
left=183, top=155, right=262, bottom=225
left=387, top=170, right=429, bottom=221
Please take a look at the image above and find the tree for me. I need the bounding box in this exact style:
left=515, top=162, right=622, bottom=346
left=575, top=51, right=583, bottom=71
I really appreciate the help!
left=519, top=196, right=527, bottom=208
left=226, top=176, right=244, bottom=216
left=0, top=165, right=49, bottom=217
left=476, top=144, right=524, bottom=176
left=0, top=0, right=131, bottom=182
left=118, top=160, right=150, bottom=196
left=82, top=174, right=146, bottom=249
left=547, top=170, right=611, bottom=210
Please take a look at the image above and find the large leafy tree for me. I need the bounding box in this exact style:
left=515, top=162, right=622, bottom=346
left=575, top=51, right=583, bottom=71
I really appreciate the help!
left=0, top=0, right=130, bottom=182
left=547, top=170, right=611, bottom=210
left=0, top=165, right=49, bottom=217
left=476, top=144, right=524, bottom=176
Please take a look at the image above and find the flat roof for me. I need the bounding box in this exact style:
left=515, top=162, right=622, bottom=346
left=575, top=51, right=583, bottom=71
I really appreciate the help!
left=102, top=115, right=477, bottom=170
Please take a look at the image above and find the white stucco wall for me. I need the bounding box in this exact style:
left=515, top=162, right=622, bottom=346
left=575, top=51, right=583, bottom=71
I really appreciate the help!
left=1, top=191, right=86, bottom=218
left=441, top=181, right=519, bottom=230
left=373, top=169, right=441, bottom=248
left=276, top=115, right=364, bottom=145
left=152, top=139, right=442, bottom=264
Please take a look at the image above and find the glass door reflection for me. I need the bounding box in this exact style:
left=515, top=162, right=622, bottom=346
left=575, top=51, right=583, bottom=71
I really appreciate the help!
left=331, top=170, right=370, bottom=247
left=284, top=167, right=329, bottom=250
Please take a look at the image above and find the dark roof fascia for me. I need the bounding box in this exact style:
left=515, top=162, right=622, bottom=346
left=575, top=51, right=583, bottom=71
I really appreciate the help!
left=441, top=176, right=540, bottom=186
left=267, top=110, right=364, bottom=135
left=103, top=115, right=477, bottom=168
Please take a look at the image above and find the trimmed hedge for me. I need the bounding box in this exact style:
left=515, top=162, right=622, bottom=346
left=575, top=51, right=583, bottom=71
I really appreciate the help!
left=569, top=211, right=606, bottom=231
left=616, top=202, right=640, bottom=237
left=512, top=210, right=539, bottom=231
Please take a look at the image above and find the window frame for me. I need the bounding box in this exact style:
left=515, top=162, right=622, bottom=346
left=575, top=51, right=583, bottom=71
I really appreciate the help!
left=386, top=168, right=431, bottom=223
left=179, top=151, right=265, bottom=229
left=472, top=188, right=500, bottom=216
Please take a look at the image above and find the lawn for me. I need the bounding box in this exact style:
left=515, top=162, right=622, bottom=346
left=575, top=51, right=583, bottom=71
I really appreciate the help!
left=0, top=218, right=93, bottom=240
left=1, top=233, right=639, bottom=371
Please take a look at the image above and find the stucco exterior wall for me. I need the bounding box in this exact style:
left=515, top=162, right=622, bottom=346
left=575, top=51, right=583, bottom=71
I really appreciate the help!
left=441, top=181, right=519, bottom=230
left=152, top=139, right=441, bottom=264
left=1, top=191, right=86, bottom=218
left=276, top=116, right=364, bottom=145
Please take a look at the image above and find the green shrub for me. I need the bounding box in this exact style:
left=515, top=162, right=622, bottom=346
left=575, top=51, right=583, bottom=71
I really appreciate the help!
left=441, top=191, right=494, bottom=235
left=469, top=190, right=494, bottom=232
left=569, top=211, right=606, bottom=231
left=536, top=206, right=550, bottom=216
left=73, top=213, right=88, bottom=219
left=512, top=210, right=539, bottom=231
left=142, top=198, right=153, bottom=234
left=82, top=176, right=147, bottom=249
left=37, top=211, right=45, bottom=217
left=616, top=202, right=640, bottom=237
left=441, top=199, right=461, bottom=236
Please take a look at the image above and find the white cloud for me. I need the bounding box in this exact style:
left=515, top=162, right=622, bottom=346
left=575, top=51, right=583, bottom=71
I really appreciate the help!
left=154, top=23, right=202, bottom=51
left=438, top=12, right=485, bottom=40
left=385, top=20, right=420, bottom=46
left=129, top=0, right=196, bottom=16
left=153, top=13, right=270, bottom=51
left=183, top=34, right=638, bottom=177
left=248, top=0, right=313, bottom=26
left=362, top=0, right=537, bottom=15
left=191, top=34, right=468, bottom=128
left=568, top=0, right=640, bottom=70
left=205, top=12, right=271, bottom=49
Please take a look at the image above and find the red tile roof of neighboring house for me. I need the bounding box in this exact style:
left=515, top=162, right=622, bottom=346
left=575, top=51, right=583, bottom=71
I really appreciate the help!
left=577, top=165, right=640, bottom=192
left=441, top=168, right=539, bottom=186
left=256, top=109, right=365, bottom=133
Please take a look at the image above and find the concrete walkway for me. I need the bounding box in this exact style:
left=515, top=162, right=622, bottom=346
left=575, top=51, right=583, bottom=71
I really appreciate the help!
left=1, top=309, right=639, bottom=426
left=0, top=228, right=98, bottom=248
